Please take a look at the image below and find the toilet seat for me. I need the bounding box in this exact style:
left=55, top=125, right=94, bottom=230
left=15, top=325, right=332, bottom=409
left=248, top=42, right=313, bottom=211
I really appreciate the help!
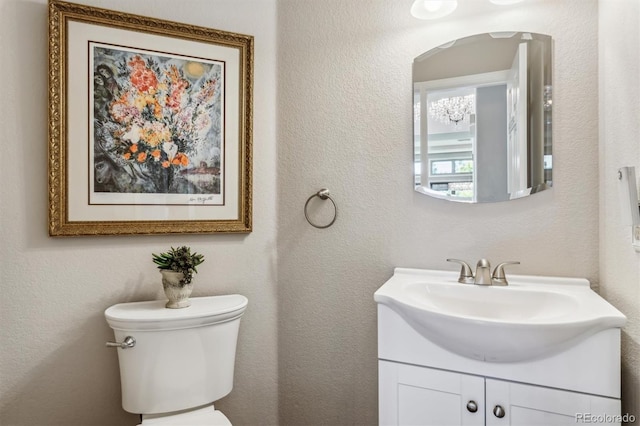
left=138, top=405, right=231, bottom=425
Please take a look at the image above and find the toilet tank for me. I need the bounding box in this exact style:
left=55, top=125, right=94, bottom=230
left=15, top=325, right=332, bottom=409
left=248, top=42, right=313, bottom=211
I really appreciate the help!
left=105, top=295, right=248, bottom=415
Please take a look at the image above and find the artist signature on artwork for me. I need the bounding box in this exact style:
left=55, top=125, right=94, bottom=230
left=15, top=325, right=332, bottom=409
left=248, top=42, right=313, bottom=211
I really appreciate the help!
left=189, top=195, right=215, bottom=204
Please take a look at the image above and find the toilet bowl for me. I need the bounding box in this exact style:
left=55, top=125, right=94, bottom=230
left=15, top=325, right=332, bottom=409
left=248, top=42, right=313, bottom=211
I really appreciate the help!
left=105, top=294, right=248, bottom=425
left=137, top=405, right=230, bottom=425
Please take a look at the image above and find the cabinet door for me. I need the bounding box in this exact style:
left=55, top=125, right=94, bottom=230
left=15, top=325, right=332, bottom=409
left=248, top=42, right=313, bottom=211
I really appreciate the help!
left=486, top=379, right=621, bottom=426
left=379, top=360, right=484, bottom=426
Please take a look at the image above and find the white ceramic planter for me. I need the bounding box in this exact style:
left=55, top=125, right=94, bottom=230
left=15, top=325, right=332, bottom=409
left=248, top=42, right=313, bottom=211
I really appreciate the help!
left=160, top=270, right=194, bottom=308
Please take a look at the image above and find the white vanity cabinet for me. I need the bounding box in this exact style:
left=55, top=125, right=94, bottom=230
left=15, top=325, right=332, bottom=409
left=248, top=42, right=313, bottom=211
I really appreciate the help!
left=484, top=378, right=619, bottom=426
left=379, top=360, right=620, bottom=426
left=375, top=269, right=626, bottom=426
left=379, top=361, right=485, bottom=426
left=377, top=302, right=623, bottom=426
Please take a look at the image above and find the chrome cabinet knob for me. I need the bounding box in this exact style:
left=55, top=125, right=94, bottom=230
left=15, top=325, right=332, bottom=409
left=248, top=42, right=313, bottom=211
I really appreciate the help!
left=493, top=405, right=506, bottom=418
left=466, top=400, right=478, bottom=413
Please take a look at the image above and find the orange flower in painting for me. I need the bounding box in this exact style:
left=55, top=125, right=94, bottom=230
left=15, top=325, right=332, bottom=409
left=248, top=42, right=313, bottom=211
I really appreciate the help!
left=128, top=56, right=158, bottom=93
left=133, top=69, right=158, bottom=93
left=161, top=161, right=170, bottom=168
left=137, top=152, right=147, bottom=162
left=123, top=152, right=131, bottom=160
left=151, top=149, right=161, bottom=159
left=153, top=101, right=163, bottom=118
left=171, top=153, right=189, bottom=167
left=130, top=144, right=138, bottom=153
left=128, top=56, right=146, bottom=69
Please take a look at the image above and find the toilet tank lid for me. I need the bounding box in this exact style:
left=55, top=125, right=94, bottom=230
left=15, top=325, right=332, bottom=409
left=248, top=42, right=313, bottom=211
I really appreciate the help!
left=105, top=294, right=248, bottom=331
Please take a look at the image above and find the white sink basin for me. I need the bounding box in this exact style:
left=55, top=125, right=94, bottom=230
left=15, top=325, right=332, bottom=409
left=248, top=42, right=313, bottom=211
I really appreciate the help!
left=374, top=268, right=626, bottom=362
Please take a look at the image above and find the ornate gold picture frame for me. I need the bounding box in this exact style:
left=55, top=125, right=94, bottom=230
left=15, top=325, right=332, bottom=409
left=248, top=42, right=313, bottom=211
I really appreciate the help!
left=48, top=0, right=253, bottom=236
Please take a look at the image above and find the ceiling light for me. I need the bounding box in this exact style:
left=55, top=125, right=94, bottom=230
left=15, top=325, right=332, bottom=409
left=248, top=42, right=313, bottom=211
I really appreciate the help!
left=429, top=95, right=475, bottom=126
left=489, top=0, right=525, bottom=5
left=411, top=0, right=458, bottom=20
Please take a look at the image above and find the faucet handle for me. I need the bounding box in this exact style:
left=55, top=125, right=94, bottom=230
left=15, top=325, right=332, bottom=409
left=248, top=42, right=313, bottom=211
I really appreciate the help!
left=492, top=261, right=520, bottom=286
left=446, top=259, right=475, bottom=284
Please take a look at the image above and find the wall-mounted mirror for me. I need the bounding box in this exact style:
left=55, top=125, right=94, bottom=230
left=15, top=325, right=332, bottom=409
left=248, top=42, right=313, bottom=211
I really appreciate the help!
left=413, top=32, right=553, bottom=203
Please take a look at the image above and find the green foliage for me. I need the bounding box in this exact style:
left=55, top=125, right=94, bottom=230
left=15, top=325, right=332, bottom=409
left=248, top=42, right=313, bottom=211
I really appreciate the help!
left=152, top=246, right=205, bottom=286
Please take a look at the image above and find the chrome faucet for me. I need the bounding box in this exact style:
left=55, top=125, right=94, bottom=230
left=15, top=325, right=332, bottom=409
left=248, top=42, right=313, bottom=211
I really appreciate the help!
left=474, top=258, right=492, bottom=285
left=447, top=259, right=520, bottom=286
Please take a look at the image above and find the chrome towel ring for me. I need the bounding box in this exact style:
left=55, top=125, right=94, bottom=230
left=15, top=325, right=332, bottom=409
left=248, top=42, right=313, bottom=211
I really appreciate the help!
left=304, top=188, right=337, bottom=229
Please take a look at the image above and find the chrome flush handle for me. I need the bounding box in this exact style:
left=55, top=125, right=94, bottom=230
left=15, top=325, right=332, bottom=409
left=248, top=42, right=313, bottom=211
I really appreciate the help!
left=106, top=336, right=136, bottom=349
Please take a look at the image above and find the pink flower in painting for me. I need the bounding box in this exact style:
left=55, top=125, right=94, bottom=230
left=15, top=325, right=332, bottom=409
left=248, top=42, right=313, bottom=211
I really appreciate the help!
left=128, top=56, right=158, bottom=93
left=165, top=65, right=189, bottom=110
left=196, top=79, right=216, bottom=104
left=110, top=93, right=141, bottom=124
left=166, top=88, right=185, bottom=109
left=194, top=110, right=211, bottom=133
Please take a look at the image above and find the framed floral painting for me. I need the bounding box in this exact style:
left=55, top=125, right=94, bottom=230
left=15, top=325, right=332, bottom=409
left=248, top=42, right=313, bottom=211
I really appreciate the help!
left=48, top=0, right=253, bottom=235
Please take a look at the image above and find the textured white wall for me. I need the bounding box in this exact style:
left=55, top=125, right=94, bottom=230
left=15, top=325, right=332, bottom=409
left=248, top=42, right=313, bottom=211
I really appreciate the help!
left=3, top=0, right=636, bottom=425
left=599, top=0, right=640, bottom=419
left=277, top=0, right=599, bottom=423
left=0, top=0, right=278, bottom=425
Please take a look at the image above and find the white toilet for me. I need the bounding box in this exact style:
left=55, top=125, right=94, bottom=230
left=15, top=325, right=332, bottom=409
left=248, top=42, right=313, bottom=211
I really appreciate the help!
left=105, top=294, right=248, bottom=425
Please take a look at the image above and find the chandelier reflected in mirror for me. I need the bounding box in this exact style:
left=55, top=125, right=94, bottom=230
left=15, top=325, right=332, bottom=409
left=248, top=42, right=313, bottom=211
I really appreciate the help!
left=428, top=94, right=475, bottom=125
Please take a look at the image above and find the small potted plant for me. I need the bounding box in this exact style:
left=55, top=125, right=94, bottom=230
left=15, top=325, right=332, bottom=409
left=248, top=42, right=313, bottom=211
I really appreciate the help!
left=152, top=246, right=205, bottom=308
